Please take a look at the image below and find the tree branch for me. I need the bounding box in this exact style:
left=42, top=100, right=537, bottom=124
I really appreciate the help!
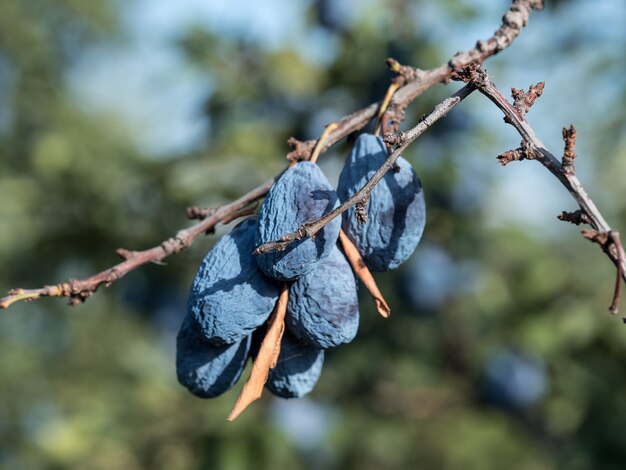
left=0, top=0, right=544, bottom=309
left=287, top=0, right=544, bottom=160
left=385, top=0, right=544, bottom=127
left=459, top=64, right=626, bottom=313
left=0, top=178, right=275, bottom=309
left=254, top=85, right=475, bottom=255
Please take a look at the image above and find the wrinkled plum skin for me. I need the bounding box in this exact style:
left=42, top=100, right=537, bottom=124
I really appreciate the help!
left=188, top=217, right=281, bottom=345
left=265, top=329, right=324, bottom=399
left=337, top=133, right=426, bottom=272
left=287, top=244, right=359, bottom=348
left=177, top=315, right=252, bottom=398
left=256, top=162, right=341, bottom=281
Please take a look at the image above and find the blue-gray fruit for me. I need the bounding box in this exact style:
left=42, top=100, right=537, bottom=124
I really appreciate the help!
left=287, top=244, right=359, bottom=348
left=337, top=133, right=426, bottom=272
left=265, top=330, right=324, bottom=399
left=481, top=349, right=548, bottom=412
left=188, top=217, right=281, bottom=345
left=177, top=315, right=251, bottom=398
left=256, top=161, right=341, bottom=281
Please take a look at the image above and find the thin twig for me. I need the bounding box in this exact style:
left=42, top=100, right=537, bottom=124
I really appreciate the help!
left=186, top=206, right=217, bottom=221
left=562, top=125, right=577, bottom=175
left=386, top=0, right=544, bottom=128
left=557, top=210, right=589, bottom=226
left=286, top=0, right=544, bottom=161
left=0, top=0, right=543, bottom=309
left=609, top=231, right=623, bottom=315
left=464, top=65, right=626, bottom=310
left=0, top=179, right=275, bottom=309
left=254, top=85, right=475, bottom=255
left=220, top=202, right=259, bottom=225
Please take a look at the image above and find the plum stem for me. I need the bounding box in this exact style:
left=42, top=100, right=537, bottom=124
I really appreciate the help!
left=310, top=122, right=339, bottom=164
left=374, top=82, right=401, bottom=137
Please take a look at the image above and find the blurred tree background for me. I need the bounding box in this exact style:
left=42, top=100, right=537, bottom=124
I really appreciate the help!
left=1, top=0, right=625, bottom=468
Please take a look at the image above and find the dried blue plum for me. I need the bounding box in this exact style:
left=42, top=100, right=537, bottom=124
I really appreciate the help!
left=188, top=217, right=281, bottom=345
left=337, top=133, right=426, bottom=272
left=256, top=161, right=341, bottom=281
left=176, top=315, right=251, bottom=398
left=265, top=330, right=325, bottom=399
left=287, top=244, right=359, bottom=348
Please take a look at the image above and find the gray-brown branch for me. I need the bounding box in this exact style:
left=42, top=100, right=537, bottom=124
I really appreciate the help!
left=0, top=0, right=543, bottom=309
left=465, top=65, right=626, bottom=309
left=0, top=179, right=275, bottom=309
left=288, top=0, right=544, bottom=159
left=254, top=85, right=475, bottom=255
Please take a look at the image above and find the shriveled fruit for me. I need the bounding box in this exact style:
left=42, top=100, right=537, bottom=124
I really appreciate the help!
left=287, top=244, right=359, bottom=348
left=256, top=161, right=341, bottom=281
left=337, top=133, right=426, bottom=272
left=264, top=330, right=324, bottom=399
left=176, top=315, right=251, bottom=398
left=188, top=217, right=281, bottom=345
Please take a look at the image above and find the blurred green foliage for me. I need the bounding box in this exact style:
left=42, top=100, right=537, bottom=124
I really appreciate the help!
left=1, top=0, right=626, bottom=469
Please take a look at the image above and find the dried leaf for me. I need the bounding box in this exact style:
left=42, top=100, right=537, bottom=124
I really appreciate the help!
left=338, top=229, right=391, bottom=318
left=227, top=283, right=289, bottom=421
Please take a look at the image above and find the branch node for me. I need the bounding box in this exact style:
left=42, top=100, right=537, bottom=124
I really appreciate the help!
left=450, top=61, right=487, bottom=88
left=511, top=81, right=544, bottom=116
left=175, top=236, right=190, bottom=251
left=497, top=149, right=524, bottom=166
left=503, top=8, right=526, bottom=30
left=385, top=58, right=424, bottom=84
left=497, top=141, right=534, bottom=166
left=581, top=228, right=608, bottom=246
left=355, top=199, right=369, bottom=226
left=562, top=124, right=577, bottom=175
left=386, top=57, right=402, bottom=73
left=557, top=209, right=589, bottom=226
left=530, top=0, right=545, bottom=10
left=476, top=39, right=488, bottom=52
left=186, top=206, right=216, bottom=221
left=286, top=137, right=316, bottom=163
left=161, top=237, right=188, bottom=255
left=116, top=248, right=136, bottom=260
left=382, top=131, right=407, bottom=147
